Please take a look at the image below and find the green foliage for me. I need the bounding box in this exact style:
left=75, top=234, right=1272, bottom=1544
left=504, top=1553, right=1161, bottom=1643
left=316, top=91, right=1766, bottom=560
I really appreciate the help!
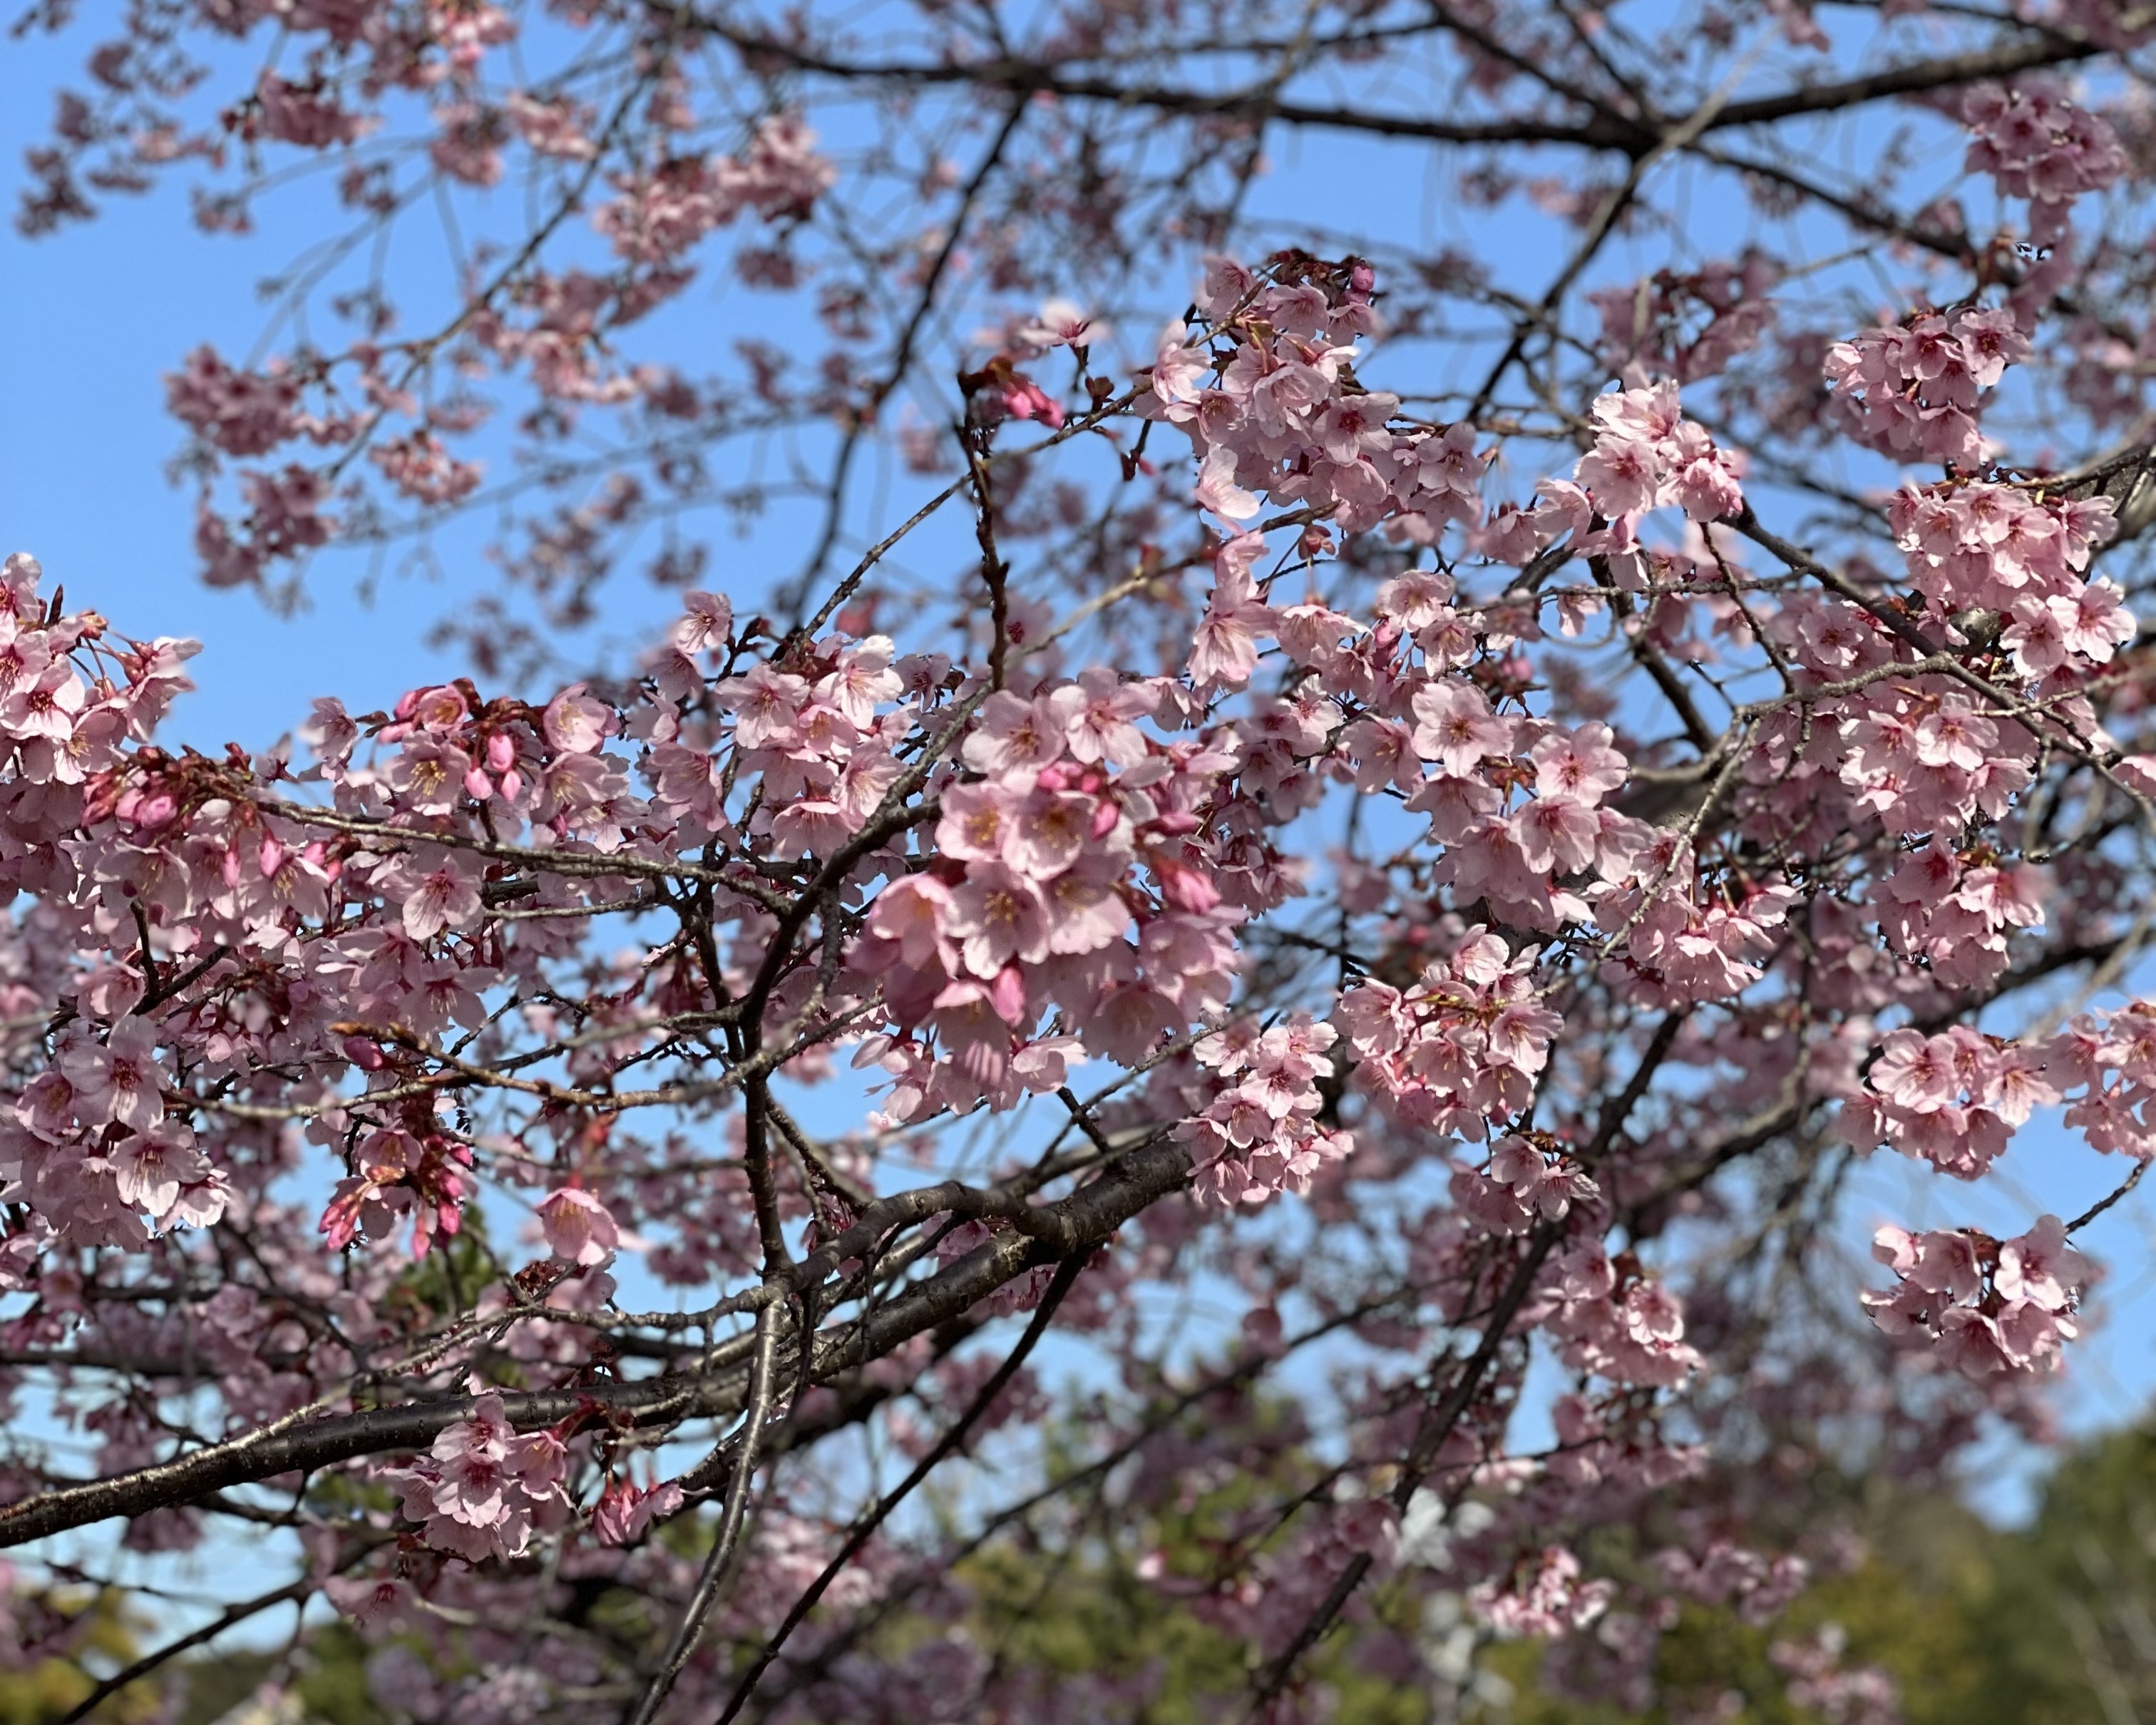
left=1948, top=1425, right=2156, bottom=1725
left=3, top=1589, right=159, bottom=1725
left=73, top=1413, right=2156, bottom=1723
left=873, top=1411, right=2156, bottom=1724
left=376, top=1215, right=496, bottom=1346
left=1484, top=1427, right=2156, bottom=1725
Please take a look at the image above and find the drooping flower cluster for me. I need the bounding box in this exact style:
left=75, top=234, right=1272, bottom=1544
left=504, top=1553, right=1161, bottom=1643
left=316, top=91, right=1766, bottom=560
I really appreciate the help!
left=1335, top=928, right=1560, bottom=1146
left=844, top=672, right=1272, bottom=1128
left=1141, top=256, right=1485, bottom=541
left=1387, top=695, right=1653, bottom=936
left=1887, top=479, right=2127, bottom=671
left=2055, top=996, right=2156, bottom=1161
left=1964, top=82, right=2127, bottom=242
left=1179, top=1015, right=1350, bottom=1207
left=1872, top=841, right=2049, bottom=998
left=0, top=575, right=221, bottom=1246
left=1770, top=1627, right=1901, bottom=1725
left=1541, top=1239, right=1705, bottom=1390
left=1824, top=304, right=2029, bottom=466
left=1653, top=1541, right=1809, bottom=1627
left=1469, top=1545, right=1614, bottom=1638
left=1448, top=1135, right=1599, bottom=1237
left=385, top=1395, right=572, bottom=1563
left=165, top=347, right=327, bottom=457
left=1847, top=1025, right=2054, bottom=1178
left=1566, top=377, right=1748, bottom=541
left=1863, top=1215, right=2090, bottom=1380
left=319, top=1127, right=477, bottom=1259
left=1852, top=993, right=2156, bottom=1188
left=1594, top=838, right=1802, bottom=1007
left=593, top=113, right=836, bottom=266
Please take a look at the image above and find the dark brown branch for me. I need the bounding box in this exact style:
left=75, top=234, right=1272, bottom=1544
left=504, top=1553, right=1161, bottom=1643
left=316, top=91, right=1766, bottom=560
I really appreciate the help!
left=1246, top=993, right=1700, bottom=1707
left=0, top=1139, right=1193, bottom=1550
left=715, top=1253, right=1087, bottom=1721
left=626, top=1300, right=783, bottom=1725
left=673, top=11, right=2106, bottom=161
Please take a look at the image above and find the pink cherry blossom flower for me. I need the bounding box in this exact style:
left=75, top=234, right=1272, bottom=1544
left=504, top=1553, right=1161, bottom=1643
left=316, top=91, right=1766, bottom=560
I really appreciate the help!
left=947, top=861, right=1050, bottom=976
left=1531, top=722, right=1628, bottom=805
left=59, top=1018, right=165, bottom=1130
left=1410, top=681, right=1513, bottom=776
left=592, top=1476, right=685, bottom=1545
left=538, top=1187, right=620, bottom=1266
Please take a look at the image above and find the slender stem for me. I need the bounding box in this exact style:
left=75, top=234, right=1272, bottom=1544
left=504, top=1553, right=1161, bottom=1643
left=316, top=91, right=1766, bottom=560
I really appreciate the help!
left=716, top=1252, right=1086, bottom=1723
left=623, top=1299, right=784, bottom=1725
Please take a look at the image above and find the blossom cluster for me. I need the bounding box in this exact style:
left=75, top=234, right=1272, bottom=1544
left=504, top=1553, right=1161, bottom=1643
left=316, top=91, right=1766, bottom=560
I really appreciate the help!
left=1141, top=257, right=1485, bottom=541
left=1593, top=839, right=1801, bottom=1007
left=1770, top=1627, right=1901, bottom=1725
left=1566, top=378, right=1747, bottom=540
left=842, top=672, right=1266, bottom=1129
left=594, top=114, right=836, bottom=266
left=1748, top=477, right=2137, bottom=921
left=1469, top=1545, right=1614, bottom=1638
left=1824, top=304, right=2028, bottom=466
left=1872, top=842, right=2049, bottom=1001
left=1377, top=690, right=1649, bottom=936
left=590, top=1474, right=685, bottom=1547
left=1887, top=479, right=2127, bottom=669
left=1848, top=1023, right=2049, bottom=1180
left=384, top=1395, right=572, bottom=1563
left=1863, top=1215, right=2090, bottom=1380
left=1963, top=82, right=2127, bottom=242
left=1541, top=1239, right=1705, bottom=1390
left=1448, top=1135, right=1599, bottom=1238
left=1653, top=1541, right=1809, bottom=1627
left=1335, top=928, right=1560, bottom=1146
left=1174, top=358, right=1746, bottom=590
left=2056, top=996, right=2156, bottom=1160
left=319, top=1127, right=476, bottom=1260
left=1179, top=1015, right=1351, bottom=1207
left=0, top=574, right=222, bottom=1246
left=1851, top=993, right=2156, bottom=1182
